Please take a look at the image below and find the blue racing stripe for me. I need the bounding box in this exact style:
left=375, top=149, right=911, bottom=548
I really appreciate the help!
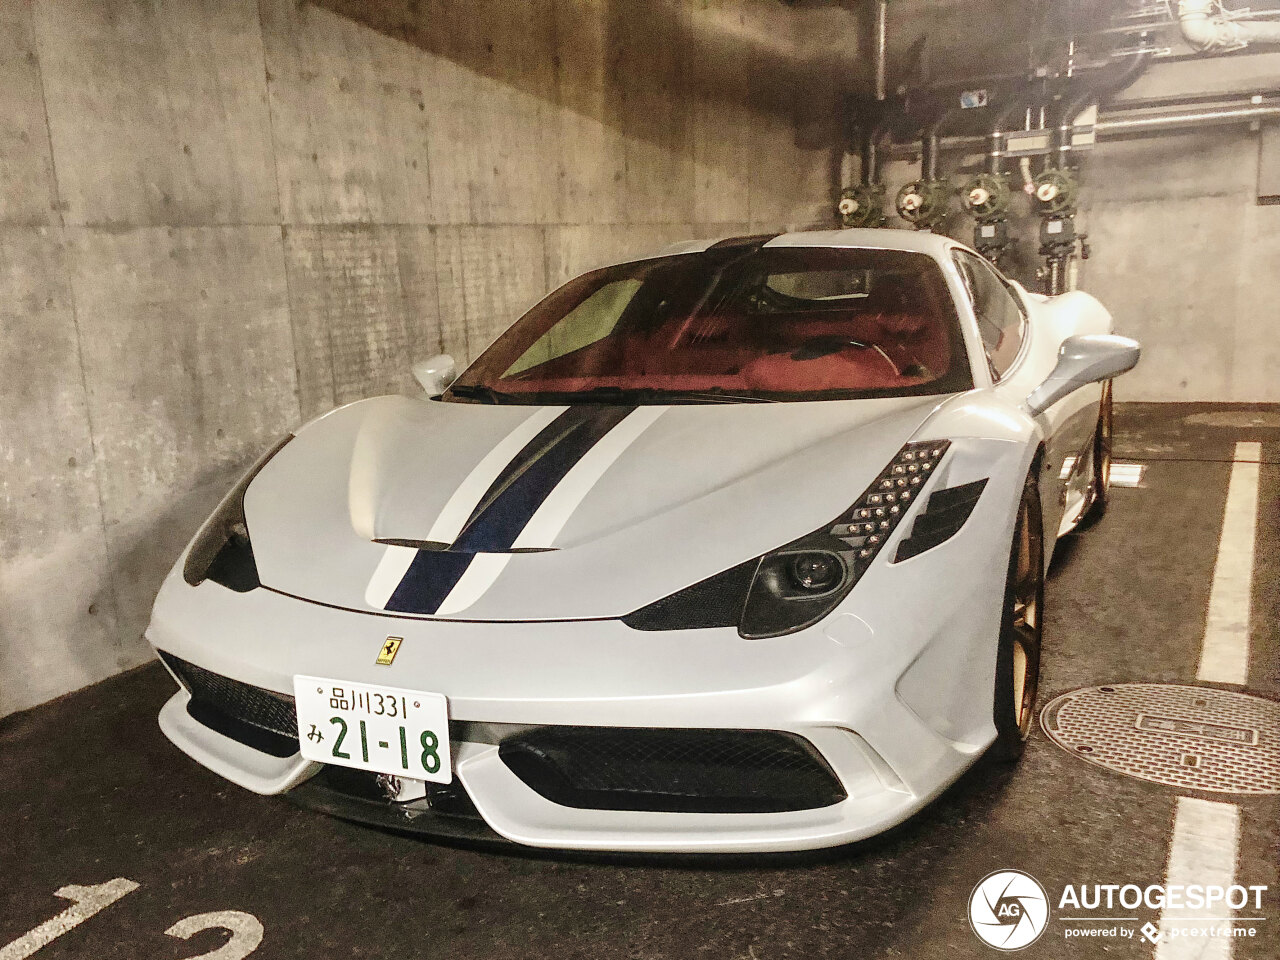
left=451, top=405, right=635, bottom=553
left=381, top=404, right=636, bottom=614
left=384, top=550, right=475, bottom=614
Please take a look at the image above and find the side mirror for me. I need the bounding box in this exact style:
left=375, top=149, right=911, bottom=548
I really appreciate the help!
left=412, top=354, right=457, bottom=397
left=1025, top=334, right=1140, bottom=417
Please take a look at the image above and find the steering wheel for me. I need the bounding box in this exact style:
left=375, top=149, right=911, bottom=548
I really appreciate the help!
left=790, top=335, right=872, bottom=361
left=790, top=336, right=903, bottom=378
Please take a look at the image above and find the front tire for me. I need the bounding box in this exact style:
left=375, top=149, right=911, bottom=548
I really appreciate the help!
left=990, top=470, right=1045, bottom=762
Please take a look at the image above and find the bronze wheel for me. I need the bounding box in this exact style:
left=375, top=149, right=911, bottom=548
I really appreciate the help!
left=991, top=470, right=1044, bottom=760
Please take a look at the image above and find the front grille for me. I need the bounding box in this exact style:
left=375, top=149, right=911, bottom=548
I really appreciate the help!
left=499, top=727, right=847, bottom=814
left=159, top=651, right=299, bottom=757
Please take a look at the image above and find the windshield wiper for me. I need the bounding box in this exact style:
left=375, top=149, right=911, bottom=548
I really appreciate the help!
left=566, top=386, right=664, bottom=403
left=679, top=387, right=776, bottom=403
left=539, top=385, right=777, bottom=404
left=448, top=384, right=516, bottom=404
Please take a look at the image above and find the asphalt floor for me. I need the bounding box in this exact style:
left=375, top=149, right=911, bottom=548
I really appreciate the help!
left=1, top=401, right=1277, bottom=959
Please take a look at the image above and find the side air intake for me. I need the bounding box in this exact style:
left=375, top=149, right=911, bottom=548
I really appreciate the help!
left=158, top=650, right=299, bottom=758
left=894, top=478, right=988, bottom=562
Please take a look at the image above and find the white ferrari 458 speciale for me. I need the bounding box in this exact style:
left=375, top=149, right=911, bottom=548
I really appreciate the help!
left=147, top=229, right=1139, bottom=853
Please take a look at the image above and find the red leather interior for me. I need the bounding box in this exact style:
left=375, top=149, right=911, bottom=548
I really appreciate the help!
left=740, top=345, right=905, bottom=393
left=497, top=307, right=952, bottom=395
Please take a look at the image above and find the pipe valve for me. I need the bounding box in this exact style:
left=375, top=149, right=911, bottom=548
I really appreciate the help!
left=1031, top=169, right=1079, bottom=215
left=837, top=185, right=887, bottom=229
left=960, top=173, right=1011, bottom=221
left=894, top=179, right=950, bottom=230
left=959, top=173, right=1013, bottom=264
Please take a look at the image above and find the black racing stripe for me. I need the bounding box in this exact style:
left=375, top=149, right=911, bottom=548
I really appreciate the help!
left=451, top=405, right=636, bottom=553
left=384, top=550, right=475, bottom=614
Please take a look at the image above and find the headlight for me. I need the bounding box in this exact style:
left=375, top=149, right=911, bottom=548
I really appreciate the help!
left=738, top=440, right=950, bottom=638
left=182, top=435, right=293, bottom=591
left=786, top=552, right=845, bottom=593
left=623, top=440, right=950, bottom=638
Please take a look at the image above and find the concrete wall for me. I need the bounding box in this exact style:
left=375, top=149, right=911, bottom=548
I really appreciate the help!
left=0, top=0, right=849, bottom=717
left=1075, top=130, right=1280, bottom=403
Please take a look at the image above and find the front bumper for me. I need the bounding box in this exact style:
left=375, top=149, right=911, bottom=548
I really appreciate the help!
left=158, top=683, right=968, bottom=853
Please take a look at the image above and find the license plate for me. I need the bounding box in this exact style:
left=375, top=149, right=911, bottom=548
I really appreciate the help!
left=293, top=676, right=451, bottom=783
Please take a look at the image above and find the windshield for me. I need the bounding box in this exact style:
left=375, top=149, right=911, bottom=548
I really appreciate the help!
left=446, top=245, right=972, bottom=404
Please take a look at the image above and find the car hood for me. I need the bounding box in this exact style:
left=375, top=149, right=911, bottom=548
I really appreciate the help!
left=245, top=394, right=944, bottom=620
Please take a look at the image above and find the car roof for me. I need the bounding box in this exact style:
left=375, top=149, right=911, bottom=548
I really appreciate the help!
left=651, top=228, right=957, bottom=261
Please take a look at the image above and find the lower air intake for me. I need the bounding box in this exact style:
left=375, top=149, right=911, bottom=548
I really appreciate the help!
left=499, top=727, right=846, bottom=813
left=159, top=651, right=299, bottom=757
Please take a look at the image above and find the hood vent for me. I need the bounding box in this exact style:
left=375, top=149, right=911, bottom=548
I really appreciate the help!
left=372, top=537, right=554, bottom=554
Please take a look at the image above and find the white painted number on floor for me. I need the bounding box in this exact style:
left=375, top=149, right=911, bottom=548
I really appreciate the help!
left=0, top=880, right=263, bottom=959
left=167, top=911, right=265, bottom=960
left=0, top=879, right=139, bottom=960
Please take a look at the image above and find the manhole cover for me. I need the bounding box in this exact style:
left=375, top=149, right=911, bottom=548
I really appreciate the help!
left=1040, top=684, right=1280, bottom=794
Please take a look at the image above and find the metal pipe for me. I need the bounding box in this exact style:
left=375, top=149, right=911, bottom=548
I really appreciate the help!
left=1096, top=103, right=1280, bottom=134
left=873, top=0, right=888, bottom=102
left=884, top=98, right=1280, bottom=159
left=1113, top=90, right=1280, bottom=111
left=1179, top=0, right=1280, bottom=52
left=1056, top=47, right=1153, bottom=166
left=855, top=0, right=889, bottom=188
left=922, top=127, right=939, bottom=180
left=987, top=90, right=1032, bottom=175
left=1046, top=259, right=1066, bottom=297
left=860, top=128, right=879, bottom=185
left=921, top=101, right=959, bottom=181
left=916, top=62, right=1113, bottom=92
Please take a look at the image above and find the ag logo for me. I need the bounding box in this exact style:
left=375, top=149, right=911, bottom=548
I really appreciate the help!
left=968, top=870, right=1050, bottom=951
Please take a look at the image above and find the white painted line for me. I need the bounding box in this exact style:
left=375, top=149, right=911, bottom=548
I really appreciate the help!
left=1197, top=441, right=1260, bottom=685
left=426, top=405, right=566, bottom=544
left=1058, top=457, right=1144, bottom=486
left=1155, top=797, right=1240, bottom=960
left=364, top=544, right=418, bottom=609
left=1152, top=443, right=1261, bottom=959
left=1110, top=463, right=1146, bottom=488
left=0, top=879, right=139, bottom=960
